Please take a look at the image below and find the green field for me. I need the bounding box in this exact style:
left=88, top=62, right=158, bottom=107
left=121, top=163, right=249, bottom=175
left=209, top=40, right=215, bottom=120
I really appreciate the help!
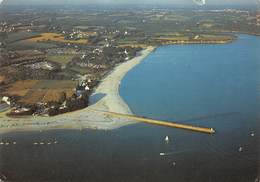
left=9, top=40, right=57, bottom=50
left=47, top=55, right=75, bottom=66
left=68, top=66, right=89, bottom=75
left=33, top=80, right=77, bottom=89
left=6, top=32, right=40, bottom=43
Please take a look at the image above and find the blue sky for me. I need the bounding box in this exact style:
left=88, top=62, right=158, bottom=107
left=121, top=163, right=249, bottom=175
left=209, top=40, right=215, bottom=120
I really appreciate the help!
left=2, top=0, right=258, bottom=5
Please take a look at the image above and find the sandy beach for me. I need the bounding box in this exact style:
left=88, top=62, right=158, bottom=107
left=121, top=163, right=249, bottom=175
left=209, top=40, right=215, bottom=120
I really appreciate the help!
left=0, top=46, right=155, bottom=134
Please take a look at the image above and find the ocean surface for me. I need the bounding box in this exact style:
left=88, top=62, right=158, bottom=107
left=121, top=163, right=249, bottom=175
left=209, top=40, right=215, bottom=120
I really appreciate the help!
left=0, top=34, right=259, bottom=182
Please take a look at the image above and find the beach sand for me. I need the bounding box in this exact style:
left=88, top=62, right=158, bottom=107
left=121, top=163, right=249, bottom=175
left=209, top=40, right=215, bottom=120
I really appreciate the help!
left=0, top=46, right=155, bottom=134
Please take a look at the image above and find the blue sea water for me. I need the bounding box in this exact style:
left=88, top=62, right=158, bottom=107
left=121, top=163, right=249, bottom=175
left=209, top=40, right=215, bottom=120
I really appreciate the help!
left=120, top=34, right=260, bottom=181
left=121, top=35, right=259, bottom=122
left=0, top=35, right=259, bottom=182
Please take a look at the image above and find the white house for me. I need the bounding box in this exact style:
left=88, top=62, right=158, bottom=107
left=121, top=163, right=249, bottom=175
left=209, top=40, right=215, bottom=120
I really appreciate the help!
left=194, top=35, right=200, bottom=40
left=2, top=96, right=11, bottom=105
left=85, top=86, right=90, bottom=91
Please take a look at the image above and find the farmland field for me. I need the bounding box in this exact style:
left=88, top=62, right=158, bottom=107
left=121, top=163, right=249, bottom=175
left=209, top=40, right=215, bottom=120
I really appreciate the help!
left=34, top=80, right=77, bottom=89
left=47, top=55, right=74, bottom=66
left=8, top=40, right=57, bottom=50
left=154, top=36, right=190, bottom=41
left=4, top=80, right=40, bottom=97
left=6, top=32, right=40, bottom=43
left=4, top=80, right=77, bottom=105
left=27, top=33, right=88, bottom=44
left=118, top=44, right=148, bottom=48
left=0, top=75, right=6, bottom=84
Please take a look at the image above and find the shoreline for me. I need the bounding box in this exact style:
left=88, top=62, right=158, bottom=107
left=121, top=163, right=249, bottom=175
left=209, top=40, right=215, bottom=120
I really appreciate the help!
left=0, top=46, right=155, bottom=134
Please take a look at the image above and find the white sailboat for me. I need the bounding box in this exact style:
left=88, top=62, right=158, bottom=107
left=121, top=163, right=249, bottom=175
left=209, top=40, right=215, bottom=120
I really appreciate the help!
left=165, top=136, right=170, bottom=143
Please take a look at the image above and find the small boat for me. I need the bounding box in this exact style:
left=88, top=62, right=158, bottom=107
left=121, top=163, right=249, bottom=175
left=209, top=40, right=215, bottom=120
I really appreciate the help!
left=250, top=132, right=255, bottom=137
left=165, top=136, right=170, bottom=143
left=54, top=141, right=58, bottom=144
left=40, top=142, right=44, bottom=145
left=33, top=142, right=38, bottom=145
left=5, top=143, right=9, bottom=146
left=13, top=142, right=16, bottom=145
left=0, top=173, right=7, bottom=182
left=238, top=146, right=243, bottom=152
left=0, top=142, right=4, bottom=145
left=47, top=142, right=51, bottom=145
left=160, top=151, right=174, bottom=156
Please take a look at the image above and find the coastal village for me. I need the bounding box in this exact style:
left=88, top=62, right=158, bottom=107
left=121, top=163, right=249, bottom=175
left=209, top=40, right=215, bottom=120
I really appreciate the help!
left=0, top=45, right=140, bottom=116
left=0, top=7, right=260, bottom=117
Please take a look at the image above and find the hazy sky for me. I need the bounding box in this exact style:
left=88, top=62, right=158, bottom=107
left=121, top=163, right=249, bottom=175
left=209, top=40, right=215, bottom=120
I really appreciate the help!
left=1, top=0, right=258, bottom=5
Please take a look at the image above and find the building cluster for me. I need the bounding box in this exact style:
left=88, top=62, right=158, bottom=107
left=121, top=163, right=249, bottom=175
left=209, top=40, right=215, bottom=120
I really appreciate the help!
left=256, top=13, right=260, bottom=26
left=69, top=45, right=138, bottom=70
left=0, top=22, right=15, bottom=33
left=62, top=29, right=97, bottom=40
left=0, top=79, right=93, bottom=117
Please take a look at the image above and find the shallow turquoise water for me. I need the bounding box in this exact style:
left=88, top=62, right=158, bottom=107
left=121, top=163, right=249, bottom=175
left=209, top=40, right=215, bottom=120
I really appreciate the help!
left=0, top=35, right=259, bottom=182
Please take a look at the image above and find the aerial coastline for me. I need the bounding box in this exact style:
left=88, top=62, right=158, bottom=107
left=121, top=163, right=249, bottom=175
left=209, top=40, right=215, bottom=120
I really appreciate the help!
left=0, top=37, right=245, bottom=134
left=0, top=46, right=155, bottom=134
left=0, top=6, right=258, bottom=134
left=0, top=3, right=259, bottom=182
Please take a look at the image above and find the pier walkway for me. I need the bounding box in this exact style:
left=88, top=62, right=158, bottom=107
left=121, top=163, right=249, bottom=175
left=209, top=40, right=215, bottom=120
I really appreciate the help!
left=91, top=109, right=215, bottom=134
